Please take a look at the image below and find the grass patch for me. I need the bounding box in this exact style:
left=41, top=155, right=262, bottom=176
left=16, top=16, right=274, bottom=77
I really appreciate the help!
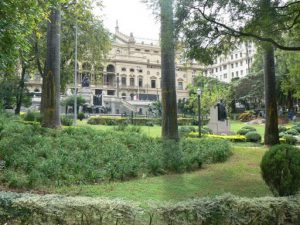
left=230, top=120, right=265, bottom=137
left=56, top=146, right=271, bottom=203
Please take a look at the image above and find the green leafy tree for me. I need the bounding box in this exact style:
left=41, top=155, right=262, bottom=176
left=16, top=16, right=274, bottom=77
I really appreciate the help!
left=187, top=75, right=231, bottom=117
left=62, top=95, right=86, bottom=114
left=175, top=0, right=300, bottom=145
left=0, top=0, right=48, bottom=72
left=230, top=52, right=265, bottom=111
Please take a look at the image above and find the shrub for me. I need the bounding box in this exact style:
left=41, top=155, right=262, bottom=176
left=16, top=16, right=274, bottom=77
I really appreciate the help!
left=237, top=129, right=250, bottom=135
left=261, top=144, right=300, bottom=196
left=61, top=115, right=73, bottom=126
left=0, top=118, right=232, bottom=188
left=290, top=125, right=300, bottom=133
left=238, top=111, right=254, bottom=122
left=279, top=132, right=285, bottom=138
left=278, top=125, right=288, bottom=133
left=237, top=126, right=256, bottom=136
left=179, top=126, right=196, bottom=138
left=285, top=128, right=299, bottom=136
left=242, top=126, right=257, bottom=132
left=1, top=193, right=300, bottom=225
left=24, top=111, right=35, bottom=122
left=245, top=132, right=262, bottom=143
left=283, top=134, right=297, bottom=145
left=202, top=126, right=212, bottom=134
left=145, top=121, right=154, bottom=126
left=23, top=111, right=42, bottom=123
left=77, top=112, right=85, bottom=121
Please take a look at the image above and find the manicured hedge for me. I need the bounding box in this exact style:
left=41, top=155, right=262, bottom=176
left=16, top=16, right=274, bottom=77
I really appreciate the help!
left=87, top=116, right=206, bottom=126
left=188, top=132, right=247, bottom=142
left=0, top=192, right=299, bottom=225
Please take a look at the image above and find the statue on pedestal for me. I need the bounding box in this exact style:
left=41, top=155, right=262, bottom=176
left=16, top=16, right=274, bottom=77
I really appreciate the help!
left=82, top=75, right=90, bottom=88
left=216, top=100, right=227, bottom=121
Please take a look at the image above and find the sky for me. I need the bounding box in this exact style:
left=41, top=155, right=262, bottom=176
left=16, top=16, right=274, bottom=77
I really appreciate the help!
left=95, top=0, right=160, bottom=42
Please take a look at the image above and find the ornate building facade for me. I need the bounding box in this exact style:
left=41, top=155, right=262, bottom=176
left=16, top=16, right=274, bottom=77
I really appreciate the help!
left=26, top=26, right=255, bottom=114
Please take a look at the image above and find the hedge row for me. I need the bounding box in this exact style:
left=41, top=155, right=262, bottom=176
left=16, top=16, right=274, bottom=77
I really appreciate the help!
left=87, top=116, right=209, bottom=126
left=0, top=192, right=299, bottom=225
left=188, top=132, right=247, bottom=142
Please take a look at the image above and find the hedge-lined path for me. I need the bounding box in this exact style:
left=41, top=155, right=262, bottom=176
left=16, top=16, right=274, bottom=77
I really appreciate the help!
left=55, top=146, right=272, bottom=203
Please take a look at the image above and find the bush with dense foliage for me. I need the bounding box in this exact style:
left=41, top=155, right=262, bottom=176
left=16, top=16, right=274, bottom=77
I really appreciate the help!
left=290, top=125, right=300, bottom=133
left=285, top=128, right=299, bottom=136
left=61, top=115, right=73, bottom=126
left=278, top=125, right=288, bottom=133
left=179, top=126, right=196, bottom=137
left=237, top=126, right=256, bottom=135
left=0, top=116, right=232, bottom=188
left=77, top=112, right=85, bottom=121
left=0, top=192, right=299, bottom=225
left=261, top=144, right=300, bottom=196
left=23, top=111, right=42, bottom=122
left=283, top=134, right=297, bottom=145
left=245, top=131, right=262, bottom=143
left=238, top=111, right=254, bottom=122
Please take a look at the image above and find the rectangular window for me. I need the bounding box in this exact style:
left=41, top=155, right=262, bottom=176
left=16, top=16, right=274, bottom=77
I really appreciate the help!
left=130, top=78, right=135, bottom=86
left=139, top=78, right=143, bottom=87
left=236, top=71, right=239, bottom=77
left=224, top=74, right=227, bottom=79
left=121, top=77, right=126, bottom=86
left=231, top=64, right=234, bottom=68
left=178, top=82, right=183, bottom=90
left=151, top=80, right=156, bottom=88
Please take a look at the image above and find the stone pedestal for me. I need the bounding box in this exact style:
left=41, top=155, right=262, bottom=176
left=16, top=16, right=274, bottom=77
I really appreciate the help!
left=207, top=106, right=230, bottom=134
left=78, top=87, right=93, bottom=105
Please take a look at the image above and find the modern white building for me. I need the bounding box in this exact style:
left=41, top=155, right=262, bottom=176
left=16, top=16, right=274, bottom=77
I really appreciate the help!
left=203, top=42, right=256, bottom=82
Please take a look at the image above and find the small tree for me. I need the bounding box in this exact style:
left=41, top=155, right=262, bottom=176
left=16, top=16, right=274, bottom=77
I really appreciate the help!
left=261, top=144, right=300, bottom=196
left=62, top=95, right=86, bottom=114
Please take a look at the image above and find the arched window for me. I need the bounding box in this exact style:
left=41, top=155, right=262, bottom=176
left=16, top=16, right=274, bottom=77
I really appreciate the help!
left=107, top=64, right=115, bottom=73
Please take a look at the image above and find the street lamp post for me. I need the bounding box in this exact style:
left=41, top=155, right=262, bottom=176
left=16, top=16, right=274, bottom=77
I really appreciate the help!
left=74, top=0, right=78, bottom=126
left=197, top=87, right=202, bottom=138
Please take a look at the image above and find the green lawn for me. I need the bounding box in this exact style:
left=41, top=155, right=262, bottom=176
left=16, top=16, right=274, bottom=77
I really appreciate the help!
left=55, top=146, right=271, bottom=203
left=76, top=119, right=266, bottom=138
left=230, top=120, right=265, bottom=137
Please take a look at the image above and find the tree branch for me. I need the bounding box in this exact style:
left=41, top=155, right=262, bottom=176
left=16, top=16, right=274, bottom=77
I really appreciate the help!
left=191, top=5, right=300, bottom=51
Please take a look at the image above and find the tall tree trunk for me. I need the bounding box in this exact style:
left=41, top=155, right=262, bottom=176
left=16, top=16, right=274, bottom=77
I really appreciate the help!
left=160, top=0, right=179, bottom=140
left=15, top=61, right=26, bottom=115
left=41, top=7, right=61, bottom=128
left=263, top=44, right=279, bottom=145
